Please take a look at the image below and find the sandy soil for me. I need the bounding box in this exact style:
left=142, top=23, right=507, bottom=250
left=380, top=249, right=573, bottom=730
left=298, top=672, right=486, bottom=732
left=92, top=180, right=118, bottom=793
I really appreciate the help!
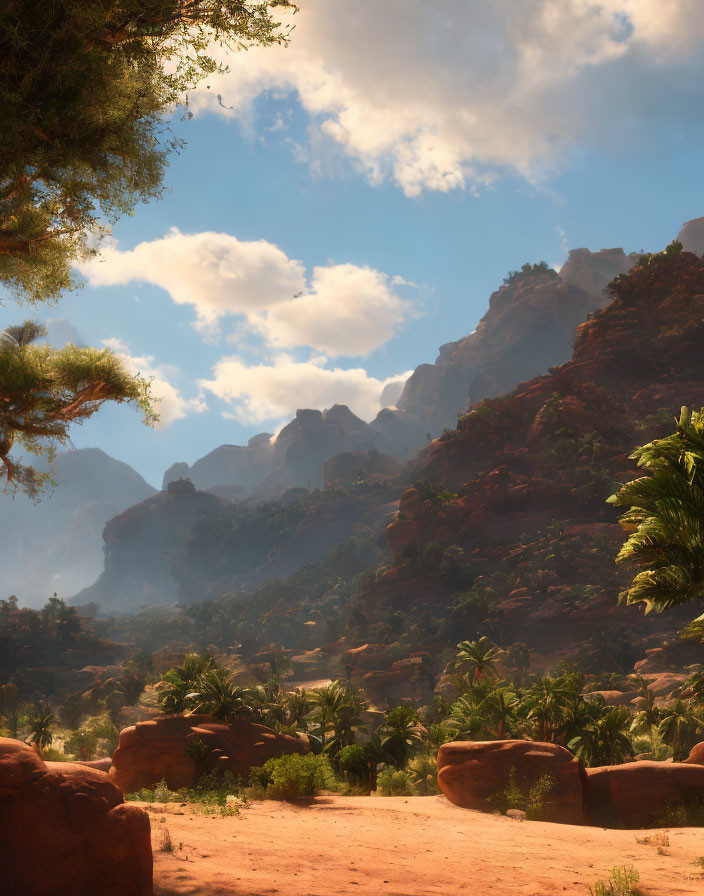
left=146, top=795, right=704, bottom=896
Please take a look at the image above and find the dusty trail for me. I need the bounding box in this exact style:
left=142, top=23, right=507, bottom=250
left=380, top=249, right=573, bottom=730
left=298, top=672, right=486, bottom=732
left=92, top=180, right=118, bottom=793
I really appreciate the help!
left=147, top=795, right=704, bottom=896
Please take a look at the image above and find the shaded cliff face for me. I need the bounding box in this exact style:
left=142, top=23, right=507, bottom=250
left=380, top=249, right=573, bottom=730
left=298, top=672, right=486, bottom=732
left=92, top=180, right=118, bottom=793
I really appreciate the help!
left=74, top=478, right=232, bottom=612
left=374, top=245, right=704, bottom=663
left=0, top=449, right=155, bottom=606
left=396, top=253, right=636, bottom=436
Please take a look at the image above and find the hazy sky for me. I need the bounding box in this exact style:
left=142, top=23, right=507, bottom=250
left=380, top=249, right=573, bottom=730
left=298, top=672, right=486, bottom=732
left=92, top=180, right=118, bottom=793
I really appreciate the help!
left=3, top=1, right=704, bottom=487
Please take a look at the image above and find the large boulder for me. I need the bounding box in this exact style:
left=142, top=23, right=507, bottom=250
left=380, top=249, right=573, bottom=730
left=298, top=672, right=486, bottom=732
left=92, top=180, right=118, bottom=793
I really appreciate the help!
left=684, top=742, right=704, bottom=765
left=0, top=738, right=152, bottom=896
left=110, top=714, right=309, bottom=794
left=586, top=760, right=704, bottom=828
left=437, top=740, right=587, bottom=825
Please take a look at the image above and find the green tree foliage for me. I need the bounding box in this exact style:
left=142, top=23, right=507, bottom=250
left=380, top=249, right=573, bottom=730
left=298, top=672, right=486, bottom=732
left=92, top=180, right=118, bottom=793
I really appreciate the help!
left=609, top=406, right=704, bottom=615
left=0, top=0, right=295, bottom=302
left=26, top=701, right=54, bottom=754
left=0, top=319, right=156, bottom=495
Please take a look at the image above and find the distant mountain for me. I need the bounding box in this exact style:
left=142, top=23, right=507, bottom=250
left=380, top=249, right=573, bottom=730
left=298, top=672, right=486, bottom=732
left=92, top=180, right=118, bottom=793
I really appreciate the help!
left=163, top=248, right=638, bottom=501
left=677, top=216, right=704, bottom=254
left=395, top=250, right=638, bottom=434
left=0, top=448, right=155, bottom=606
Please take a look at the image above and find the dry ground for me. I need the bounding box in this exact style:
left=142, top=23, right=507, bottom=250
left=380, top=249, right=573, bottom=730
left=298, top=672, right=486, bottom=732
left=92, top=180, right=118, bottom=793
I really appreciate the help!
left=145, top=795, right=704, bottom=896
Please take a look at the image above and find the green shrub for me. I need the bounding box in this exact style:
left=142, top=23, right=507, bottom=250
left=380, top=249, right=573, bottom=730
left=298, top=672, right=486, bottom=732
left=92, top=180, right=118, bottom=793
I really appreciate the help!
left=589, top=865, right=640, bottom=896
left=407, top=755, right=440, bottom=795
left=651, top=798, right=704, bottom=828
left=377, top=767, right=412, bottom=796
left=187, top=737, right=210, bottom=764
left=257, top=753, right=337, bottom=800
left=489, top=768, right=557, bottom=820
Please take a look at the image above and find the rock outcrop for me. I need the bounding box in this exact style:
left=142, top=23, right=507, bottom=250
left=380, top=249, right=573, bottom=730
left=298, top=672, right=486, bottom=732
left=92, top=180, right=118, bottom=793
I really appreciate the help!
left=558, top=248, right=638, bottom=299
left=677, top=216, right=704, bottom=254
left=376, top=244, right=704, bottom=663
left=437, top=740, right=588, bottom=825
left=110, top=714, right=308, bottom=793
left=323, top=449, right=402, bottom=487
left=396, top=261, right=620, bottom=436
left=586, top=761, right=704, bottom=828
left=74, top=478, right=232, bottom=611
left=0, top=737, right=152, bottom=895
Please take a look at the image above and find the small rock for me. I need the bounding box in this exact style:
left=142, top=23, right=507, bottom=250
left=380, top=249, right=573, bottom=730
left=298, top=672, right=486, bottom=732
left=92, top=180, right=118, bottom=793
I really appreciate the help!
left=506, top=809, right=527, bottom=821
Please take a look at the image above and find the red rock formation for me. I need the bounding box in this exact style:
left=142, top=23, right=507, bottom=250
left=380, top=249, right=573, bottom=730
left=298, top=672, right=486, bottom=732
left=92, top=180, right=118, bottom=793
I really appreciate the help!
left=437, top=740, right=588, bottom=825
left=0, top=737, right=152, bottom=896
left=586, top=760, right=704, bottom=828
left=684, top=742, right=704, bottom=765
left=109, top=714, right=309, bottom=794
left=375, top=246, right=704, bottom=664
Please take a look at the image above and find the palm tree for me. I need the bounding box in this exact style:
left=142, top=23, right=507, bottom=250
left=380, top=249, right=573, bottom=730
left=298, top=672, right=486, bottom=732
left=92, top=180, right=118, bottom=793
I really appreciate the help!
left=185, top=669, right=256, bottom=722
left=453, top=637, right=503, bottom=683
left=27, top=703, right=54, bottom=755
left=157, top=653, right=215, bottom=714
left=306, top=682, right=367, bottom=754
left=447, top=696, right=484, bottom=741
left=476, top=685, right=519, bottom=739
left=568, top=707, right=634, bottom=767
left=379, top=705, right=426, bottom=768
left=630, top=685, right=660, bottom=735
left=520, top=676, right=574, bottom=743
left=609, top=406, right=704, bottom=615
left=657, top=699, right=704, bottom=761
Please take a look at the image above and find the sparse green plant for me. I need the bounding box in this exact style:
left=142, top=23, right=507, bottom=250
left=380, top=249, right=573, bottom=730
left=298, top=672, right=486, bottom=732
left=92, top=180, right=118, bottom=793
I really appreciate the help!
left=589, top=865, right=640, bottom=896
left=489, top=768, right=557, bottom=821
left=158, top=828, right=174, bottom=853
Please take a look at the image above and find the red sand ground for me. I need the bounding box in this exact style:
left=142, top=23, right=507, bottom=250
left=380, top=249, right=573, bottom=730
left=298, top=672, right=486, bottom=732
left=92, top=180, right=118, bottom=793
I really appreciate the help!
left=147, top=795, right=704, bottom=896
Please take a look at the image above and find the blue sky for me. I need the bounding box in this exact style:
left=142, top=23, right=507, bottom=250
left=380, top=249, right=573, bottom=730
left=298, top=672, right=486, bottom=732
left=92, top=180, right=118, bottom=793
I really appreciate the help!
left=3, top=1, right=704, bottom=488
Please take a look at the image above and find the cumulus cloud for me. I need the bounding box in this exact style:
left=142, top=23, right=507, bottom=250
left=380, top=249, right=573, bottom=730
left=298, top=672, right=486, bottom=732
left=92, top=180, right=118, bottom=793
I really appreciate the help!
left=104, top=338, right=207, bottom=428
left=259, top=264, right=407, bottom=357
left=81, top=228, right=305, bottom=329
left=187, top=0, right=704, bottom=195
left=81, top=231, right=412, bottom=357
left=200, top=354, right=413, bottom=424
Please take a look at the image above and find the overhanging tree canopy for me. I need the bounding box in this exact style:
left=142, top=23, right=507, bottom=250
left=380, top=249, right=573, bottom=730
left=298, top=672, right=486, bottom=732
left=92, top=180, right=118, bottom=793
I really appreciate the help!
left=0, top=1, right=294, bottom=495
left=0, top=320, right=155, bottom=496
left=0, top=1, right=295, bottom=302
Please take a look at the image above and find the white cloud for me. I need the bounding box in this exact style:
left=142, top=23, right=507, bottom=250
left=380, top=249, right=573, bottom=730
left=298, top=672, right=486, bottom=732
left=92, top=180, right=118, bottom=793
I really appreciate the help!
left=81, top=228, right=305, bottom=329
left=259, top=264, right=407, bottom=357
left=187, top=0, right=704, bottom=195
left=103, top=338, right=207, bottom=428
left=200, top=354, right=413, bottom=424
left=81, top=231, right=412, bottom=357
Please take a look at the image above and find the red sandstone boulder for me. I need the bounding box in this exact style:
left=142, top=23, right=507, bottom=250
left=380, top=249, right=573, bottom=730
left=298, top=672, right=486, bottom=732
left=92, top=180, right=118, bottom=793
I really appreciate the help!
left=109, top=714, right=308, bottom=794
left=0, top=737, right=152, bottom=896
left=437, top=740, right=587, bottom=825
left=684, top=742, right=704, bottom=765
left=586, top=760, right=704, bottom=828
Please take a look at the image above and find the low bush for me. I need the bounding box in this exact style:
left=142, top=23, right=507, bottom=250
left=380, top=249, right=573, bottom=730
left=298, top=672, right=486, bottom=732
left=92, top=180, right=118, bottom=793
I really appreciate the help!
left=253, top=753, right=337, bottom=800
left=377, top=767, right=413, bottom=796
left=589, top=865, right=640, bottom=896
left=651, top=798, right=704, bottom=828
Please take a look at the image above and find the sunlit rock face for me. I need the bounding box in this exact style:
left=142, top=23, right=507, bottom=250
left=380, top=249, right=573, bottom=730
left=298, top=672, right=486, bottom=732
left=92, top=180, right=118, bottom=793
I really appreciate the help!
left=396, top=266, right=606, bottom=435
